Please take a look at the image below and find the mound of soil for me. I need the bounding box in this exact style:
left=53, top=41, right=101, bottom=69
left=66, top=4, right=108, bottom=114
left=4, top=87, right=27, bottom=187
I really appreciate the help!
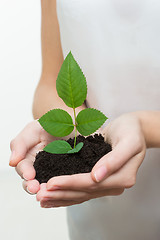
left=34, top=134, right=112, bottom=183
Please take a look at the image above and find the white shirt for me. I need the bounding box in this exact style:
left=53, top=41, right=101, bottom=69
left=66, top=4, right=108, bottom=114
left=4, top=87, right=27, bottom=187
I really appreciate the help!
left=57, top=1, right=160, bottom=239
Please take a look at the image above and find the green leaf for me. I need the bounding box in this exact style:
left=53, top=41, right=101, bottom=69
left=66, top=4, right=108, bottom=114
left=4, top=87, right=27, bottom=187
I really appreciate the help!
left=44, top=140, right=72, bottom=154
left=67, top=142, right=84, bottom=154
left=56, top=51, right=87, bottom=108
left=76, top=108, right=108, bottom=136
left=38, top=109, right=74, bottom=137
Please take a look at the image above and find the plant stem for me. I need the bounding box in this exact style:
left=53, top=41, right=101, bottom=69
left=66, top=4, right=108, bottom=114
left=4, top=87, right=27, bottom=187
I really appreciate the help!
left=74, top=127, right=77, bottom=148
left=73, top=108, right=77, bottom=148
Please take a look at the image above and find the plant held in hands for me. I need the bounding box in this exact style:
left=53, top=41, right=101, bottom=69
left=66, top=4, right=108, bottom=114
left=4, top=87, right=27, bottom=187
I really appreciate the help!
left=38, top=51, right=107, bottom=154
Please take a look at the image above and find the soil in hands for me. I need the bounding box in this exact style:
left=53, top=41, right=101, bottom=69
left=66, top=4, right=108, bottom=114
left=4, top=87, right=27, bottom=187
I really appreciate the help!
left=34, top=134, right=112, bottom=184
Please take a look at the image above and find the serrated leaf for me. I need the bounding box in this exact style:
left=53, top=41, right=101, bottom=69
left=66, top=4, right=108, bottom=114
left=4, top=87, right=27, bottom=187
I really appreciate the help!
left=56, top=51, right=87, bottom=108
left=76, top=108, right=107, bottom=136
left=44, top=140, right=72, bottom=154
left=67, top=142, right=84, bottom=154
left=38, top=109, right=74, bottom=137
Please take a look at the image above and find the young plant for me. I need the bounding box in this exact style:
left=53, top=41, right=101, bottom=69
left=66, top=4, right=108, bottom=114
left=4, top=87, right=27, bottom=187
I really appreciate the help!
left=38, top=52, right=107, bottom=154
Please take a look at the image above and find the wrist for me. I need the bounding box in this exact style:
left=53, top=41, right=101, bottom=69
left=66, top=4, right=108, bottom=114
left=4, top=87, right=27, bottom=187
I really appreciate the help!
left=32, top=82, right=54, bottom=119
left=133, top=111, right=160, bottom=148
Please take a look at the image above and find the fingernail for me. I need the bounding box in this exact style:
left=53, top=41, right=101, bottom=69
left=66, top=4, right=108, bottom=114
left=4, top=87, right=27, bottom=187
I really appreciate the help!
left=94, top=166, right=107, bottom=182
left=23, top=173, right=28, bottom=181
left=9, top=150, right=16, bottom=163
left=26, top=187, right=34, bottom=195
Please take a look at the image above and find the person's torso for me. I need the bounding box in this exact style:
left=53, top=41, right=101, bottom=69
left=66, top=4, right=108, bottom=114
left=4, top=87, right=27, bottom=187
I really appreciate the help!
left=57, top=0, right=160, bottom=120
left=57, top=1, right=160, bottom=239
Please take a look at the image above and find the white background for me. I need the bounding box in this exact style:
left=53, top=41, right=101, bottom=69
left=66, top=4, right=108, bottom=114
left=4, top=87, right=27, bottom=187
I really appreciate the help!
left=0, top=1, right=69, bottom=239
left=0, top=0, right=41, bottom=171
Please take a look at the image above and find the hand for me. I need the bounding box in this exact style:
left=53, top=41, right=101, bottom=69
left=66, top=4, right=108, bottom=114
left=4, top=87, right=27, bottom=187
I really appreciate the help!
left=9, top=120, right=56, bottom=194
left=36, top=113, right=146, bottom=208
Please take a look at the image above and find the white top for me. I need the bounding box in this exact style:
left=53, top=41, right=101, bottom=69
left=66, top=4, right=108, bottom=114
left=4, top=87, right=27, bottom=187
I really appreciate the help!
left=57, top=1, right=160, bottom=239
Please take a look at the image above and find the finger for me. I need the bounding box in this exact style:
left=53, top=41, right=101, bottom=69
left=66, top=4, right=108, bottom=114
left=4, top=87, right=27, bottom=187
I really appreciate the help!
left=46, top=173, right=124, bottom=193
left=47, top=151, right=144, bottom=192
left=37, top=187, right=124, bottom=202
left=40, top=188, right=124, bottom=208
left=9, top=120, right=41, bottom=167
left=40, top=199, right=84, bottom=208
left=93, top=151, right=144, bottom=189
left=22, top=179, right=40, bottom=194
left=46, top=173, right=122, bottom=192
left=40, top=183, right=84, bottom=207
left=46, top=173, right=97, bottom=192
left=91, top=138, right=142, bottom=182
left=15, top=159, right=36, bottom=180
left=36, top=189, right=90, bottom=202
left=46, top=173, right=123, bottom=192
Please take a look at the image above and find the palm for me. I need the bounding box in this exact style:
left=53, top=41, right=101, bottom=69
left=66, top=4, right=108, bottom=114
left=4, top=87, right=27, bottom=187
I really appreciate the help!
left=11, top=120, right=57, bottom=194
left=25, top=124, right=56, bottom=162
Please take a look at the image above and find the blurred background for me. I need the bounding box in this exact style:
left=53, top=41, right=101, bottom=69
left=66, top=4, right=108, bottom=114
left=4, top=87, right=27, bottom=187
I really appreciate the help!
left=0, top=1, right=69, bottom=239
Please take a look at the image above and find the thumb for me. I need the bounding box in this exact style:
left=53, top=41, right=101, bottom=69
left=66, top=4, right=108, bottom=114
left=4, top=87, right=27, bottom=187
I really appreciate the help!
left=9, top=138, right=27, bottom=167
left=91, top=139, right=137, bottom=183
left=9, top=121, right=40, bottom=167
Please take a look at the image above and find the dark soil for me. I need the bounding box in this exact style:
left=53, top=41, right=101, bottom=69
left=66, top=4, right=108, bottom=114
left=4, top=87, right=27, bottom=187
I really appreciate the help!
left=34, top=134, right=112, bottom=183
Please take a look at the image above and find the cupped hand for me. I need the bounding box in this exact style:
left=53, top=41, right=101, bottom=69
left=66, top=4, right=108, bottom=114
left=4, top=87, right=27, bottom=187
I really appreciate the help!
left=37, top=113, right=146, bottom=208
left=9, top=120, right=56, bottom=194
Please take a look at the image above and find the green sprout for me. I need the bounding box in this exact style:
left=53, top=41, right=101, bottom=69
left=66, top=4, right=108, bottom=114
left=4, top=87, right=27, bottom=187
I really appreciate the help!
left=38, top=52, right=107, bottom=154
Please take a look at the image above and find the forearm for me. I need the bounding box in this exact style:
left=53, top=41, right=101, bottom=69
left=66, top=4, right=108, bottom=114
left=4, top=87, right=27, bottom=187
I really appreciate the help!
left=134, top=111, right=160, bottom=148
left=33, top=1, right=86, bottom=122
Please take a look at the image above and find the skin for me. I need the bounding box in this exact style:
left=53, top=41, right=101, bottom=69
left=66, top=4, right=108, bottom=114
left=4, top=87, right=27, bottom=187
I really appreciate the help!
left=10, top=112, right=160, bottom=208
left=9, top=0, right=160, bottom=208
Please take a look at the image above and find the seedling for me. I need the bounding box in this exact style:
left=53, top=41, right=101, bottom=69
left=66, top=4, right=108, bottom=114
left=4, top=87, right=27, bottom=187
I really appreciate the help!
left=38, top=52, right=107, bottom=154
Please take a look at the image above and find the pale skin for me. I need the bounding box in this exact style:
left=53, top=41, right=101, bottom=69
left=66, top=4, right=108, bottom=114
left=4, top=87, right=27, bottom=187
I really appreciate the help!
left=9, top=0, right=160, bottom=208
